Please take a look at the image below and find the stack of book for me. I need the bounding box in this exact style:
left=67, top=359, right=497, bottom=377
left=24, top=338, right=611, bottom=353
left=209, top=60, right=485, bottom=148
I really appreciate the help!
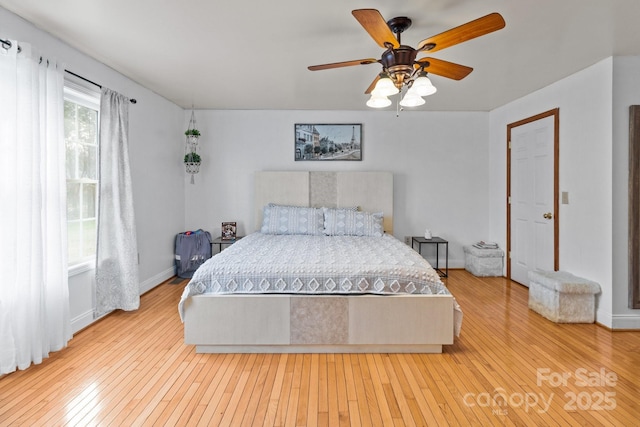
left=473, top=241, right=499, bottom=249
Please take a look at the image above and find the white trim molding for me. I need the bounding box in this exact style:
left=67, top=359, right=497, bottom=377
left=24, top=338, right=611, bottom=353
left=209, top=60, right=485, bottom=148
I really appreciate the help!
left=610, top=314, right=640, bottom=330
left=139, top=267, right=175, bottom=295
left=70, top=266, right=176, bottom=335
left=71, top=309, right=96, bottom=334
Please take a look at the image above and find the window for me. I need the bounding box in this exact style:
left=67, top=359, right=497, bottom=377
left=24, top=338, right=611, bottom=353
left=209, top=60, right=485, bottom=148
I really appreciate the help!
left=64, top=81, right=100, bottom=269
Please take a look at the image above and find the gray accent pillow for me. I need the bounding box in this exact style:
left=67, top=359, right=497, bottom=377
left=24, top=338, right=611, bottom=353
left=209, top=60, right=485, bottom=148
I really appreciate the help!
left=261, top=205, right=324, bottom=235
left=323, top=208, right=384, bottom=237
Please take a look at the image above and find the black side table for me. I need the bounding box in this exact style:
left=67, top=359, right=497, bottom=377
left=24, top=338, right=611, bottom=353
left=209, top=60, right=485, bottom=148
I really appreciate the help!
left=211, top=236, right=243, bottom=253
left=411, top=236, right=449, bottom=277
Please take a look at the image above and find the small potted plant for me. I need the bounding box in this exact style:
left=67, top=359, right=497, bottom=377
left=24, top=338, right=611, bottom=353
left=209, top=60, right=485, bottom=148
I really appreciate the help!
left=184, top=152, right=201, bottom=174
left=185, top=129, right=201, bottom=146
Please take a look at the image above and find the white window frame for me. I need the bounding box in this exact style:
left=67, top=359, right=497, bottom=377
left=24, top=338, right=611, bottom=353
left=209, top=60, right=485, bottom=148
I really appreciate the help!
left=64, top=78, right=100, bottom=276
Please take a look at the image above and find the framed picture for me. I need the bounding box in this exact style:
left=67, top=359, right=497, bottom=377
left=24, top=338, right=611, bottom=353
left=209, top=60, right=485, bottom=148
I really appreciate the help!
left=221, top=222, right=237, bottom=240
left=295, top=124, right=362, bottom=161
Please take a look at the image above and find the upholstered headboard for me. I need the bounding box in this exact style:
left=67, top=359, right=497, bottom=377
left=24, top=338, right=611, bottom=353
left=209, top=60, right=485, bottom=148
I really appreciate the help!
left=254, top=171, right=393, bottom=233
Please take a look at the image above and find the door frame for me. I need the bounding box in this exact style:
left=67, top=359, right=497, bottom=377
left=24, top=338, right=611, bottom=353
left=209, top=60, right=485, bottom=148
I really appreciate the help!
left=506, top=108, right=560, bottom=280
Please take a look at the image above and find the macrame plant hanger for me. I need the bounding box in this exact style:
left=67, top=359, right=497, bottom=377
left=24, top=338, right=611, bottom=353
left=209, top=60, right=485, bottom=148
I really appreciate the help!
left=184, top=108, right=200, bottom=184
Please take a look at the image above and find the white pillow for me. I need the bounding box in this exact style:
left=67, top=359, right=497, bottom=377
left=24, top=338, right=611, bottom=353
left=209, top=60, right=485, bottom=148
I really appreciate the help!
left=323, top=208, right=384, bottom=237
left=261, top=205, right=324, bottom=235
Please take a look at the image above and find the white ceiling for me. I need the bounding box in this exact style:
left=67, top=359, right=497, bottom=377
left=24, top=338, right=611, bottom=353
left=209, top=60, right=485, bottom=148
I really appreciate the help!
left=3, top=0, right=640, bottom=111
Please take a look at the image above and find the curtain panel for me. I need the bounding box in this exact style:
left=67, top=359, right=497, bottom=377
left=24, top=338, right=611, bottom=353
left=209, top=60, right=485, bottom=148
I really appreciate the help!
left=0, top=41, right=71, bottom=374
left=95, top=88, right=140, bottom=316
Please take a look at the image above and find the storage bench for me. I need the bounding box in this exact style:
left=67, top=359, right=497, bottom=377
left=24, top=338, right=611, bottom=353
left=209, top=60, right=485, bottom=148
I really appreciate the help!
left=463, top=245, right=504, bottom=276
left=528, top=270, right=600, bottom=323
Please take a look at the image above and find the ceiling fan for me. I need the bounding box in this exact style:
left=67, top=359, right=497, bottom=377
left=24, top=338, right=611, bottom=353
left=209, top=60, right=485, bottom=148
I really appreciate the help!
left=308, top=9, right=506, bottom=108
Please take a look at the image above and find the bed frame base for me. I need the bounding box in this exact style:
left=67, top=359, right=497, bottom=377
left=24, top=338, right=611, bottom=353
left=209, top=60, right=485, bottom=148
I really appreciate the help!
left=184, top=294, right=454, bottom=354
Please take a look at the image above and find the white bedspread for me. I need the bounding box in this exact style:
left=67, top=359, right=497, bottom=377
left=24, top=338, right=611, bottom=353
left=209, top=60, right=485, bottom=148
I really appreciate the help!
left=178, top=233, right=462, bottom=335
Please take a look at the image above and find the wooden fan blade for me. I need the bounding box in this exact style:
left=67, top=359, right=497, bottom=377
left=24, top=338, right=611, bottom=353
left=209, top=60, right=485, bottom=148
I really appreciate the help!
left=308, top=58, right=378, bottom=71
left=416, top=57, right=473, bottom=80
left=352, top=9, right=399, bottom=49
left=417, top=13, right=505, bottom=53
left=364, top=75, right=381, bottom=94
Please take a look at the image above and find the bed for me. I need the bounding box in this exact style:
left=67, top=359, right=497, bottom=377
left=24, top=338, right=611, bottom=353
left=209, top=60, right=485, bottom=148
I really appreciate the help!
left=179, top=171, right=462, bottom=353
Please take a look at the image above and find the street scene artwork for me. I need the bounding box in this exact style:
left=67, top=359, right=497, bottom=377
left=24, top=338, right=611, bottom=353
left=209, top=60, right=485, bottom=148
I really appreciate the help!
left=295, top=124, right=362, bottom=161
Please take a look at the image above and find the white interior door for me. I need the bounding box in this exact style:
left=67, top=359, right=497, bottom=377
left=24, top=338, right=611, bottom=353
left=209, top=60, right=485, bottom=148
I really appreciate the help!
left=509, top=112, right=557, bottom=286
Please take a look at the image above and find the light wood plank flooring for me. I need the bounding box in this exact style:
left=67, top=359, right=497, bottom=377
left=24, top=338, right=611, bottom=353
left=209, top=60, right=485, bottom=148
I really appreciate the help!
left=1, top=270, right=638, bottom=426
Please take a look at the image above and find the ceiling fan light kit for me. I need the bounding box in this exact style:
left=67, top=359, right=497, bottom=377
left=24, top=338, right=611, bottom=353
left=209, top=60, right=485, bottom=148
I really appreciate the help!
left=308, top=9, right=505, bottom=110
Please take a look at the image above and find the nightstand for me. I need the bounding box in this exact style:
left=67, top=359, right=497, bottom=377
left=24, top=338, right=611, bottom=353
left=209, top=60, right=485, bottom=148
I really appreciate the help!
left=411, top=236, right=448, bottom=277
left=211, top=236, right=243, bottom=253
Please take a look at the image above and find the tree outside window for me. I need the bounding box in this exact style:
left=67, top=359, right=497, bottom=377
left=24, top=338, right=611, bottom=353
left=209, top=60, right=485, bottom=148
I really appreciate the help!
left=64, top=84, right=100, bottom=267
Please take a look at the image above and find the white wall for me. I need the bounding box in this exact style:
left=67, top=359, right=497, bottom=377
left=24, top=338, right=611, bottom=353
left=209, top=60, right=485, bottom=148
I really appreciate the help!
left=488, top=58, right=632, bottom=328
left=2, top=7, right=186, bottom=333
left=184, top=109, right=490, bottom=268
left=612, top=56, right=640, bottom=328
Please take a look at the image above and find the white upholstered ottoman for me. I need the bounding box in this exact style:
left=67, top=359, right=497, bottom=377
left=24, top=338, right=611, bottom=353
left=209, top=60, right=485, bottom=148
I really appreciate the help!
left=528, top=270, right=601, bottom=323
left=463, top=245, right=504, bottom=276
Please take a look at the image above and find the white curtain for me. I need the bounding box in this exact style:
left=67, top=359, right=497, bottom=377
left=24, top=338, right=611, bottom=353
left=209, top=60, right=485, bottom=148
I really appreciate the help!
left=0, top=41, right=71, bottom=374
left=95, top=88, right=139, bottom=316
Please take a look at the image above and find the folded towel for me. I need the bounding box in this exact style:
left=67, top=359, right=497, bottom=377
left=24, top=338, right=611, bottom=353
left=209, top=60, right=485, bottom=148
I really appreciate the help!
left=473, top=241, right=499, bottom=249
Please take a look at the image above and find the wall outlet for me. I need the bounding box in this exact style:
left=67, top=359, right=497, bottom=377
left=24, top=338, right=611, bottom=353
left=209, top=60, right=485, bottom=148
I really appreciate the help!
left=405, top=236, right=410, bottom=245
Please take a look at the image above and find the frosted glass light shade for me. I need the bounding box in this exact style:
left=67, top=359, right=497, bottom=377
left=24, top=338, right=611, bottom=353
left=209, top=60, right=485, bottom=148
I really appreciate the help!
left=399, top=91, right=425, bottom=107
left=412, top=74, right=437, bottom=97
left=366, top=93, right=392, bottom=108
left=373, top=76, right=399, bottom=96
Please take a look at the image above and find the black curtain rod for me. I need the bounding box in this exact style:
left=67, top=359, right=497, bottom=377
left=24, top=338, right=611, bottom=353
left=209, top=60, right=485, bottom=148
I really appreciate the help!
left=0, top=39, right=137, bottom=104
left=65, top=69, right=102, bottom=88
left=65, top=70, right=137, bottom=104
left=0, top=39, right=138, bottom=104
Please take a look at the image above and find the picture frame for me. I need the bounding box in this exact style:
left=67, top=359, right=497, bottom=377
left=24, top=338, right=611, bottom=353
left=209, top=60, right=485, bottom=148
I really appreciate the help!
left=221, top=222, right=237, bottom=240
left=295, top=124, right=362, bottom=161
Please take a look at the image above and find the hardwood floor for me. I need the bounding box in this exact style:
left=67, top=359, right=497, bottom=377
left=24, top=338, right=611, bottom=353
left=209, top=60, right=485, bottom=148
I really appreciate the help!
left=1, top=270, right=638, bottom=426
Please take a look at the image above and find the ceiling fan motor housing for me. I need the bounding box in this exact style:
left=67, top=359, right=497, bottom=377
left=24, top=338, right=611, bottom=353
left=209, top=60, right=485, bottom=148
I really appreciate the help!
left=381, top=45, right=417, bottom=86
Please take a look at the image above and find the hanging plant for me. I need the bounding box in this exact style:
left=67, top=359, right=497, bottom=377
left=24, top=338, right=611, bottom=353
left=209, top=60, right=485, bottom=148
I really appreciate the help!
left=184, top=109, right=201, bottom=184
left=185, top=129, right=200, bottom=146
left=184, top=152, right=201, bottom=163
left=184, top=153, right=201, bottom=176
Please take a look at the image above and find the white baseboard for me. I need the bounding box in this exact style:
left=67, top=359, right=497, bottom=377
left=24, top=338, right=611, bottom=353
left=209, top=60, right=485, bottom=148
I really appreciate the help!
left=139, top=267, right=175, bottom=294
left=610, top=314, right=640, bottom=330
left=71, top=267, right=176, bottom=335
left=449, top=259, right=465, bottom=269
left=596, top=309, right=640, bottom=330
left=419, top=257, right=465, bottom=270
left=71, top=309, right=95, bottom=334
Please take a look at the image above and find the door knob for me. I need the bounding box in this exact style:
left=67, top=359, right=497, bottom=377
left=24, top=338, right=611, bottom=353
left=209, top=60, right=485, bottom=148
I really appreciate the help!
left=543, top=212, right=553, bottom=219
